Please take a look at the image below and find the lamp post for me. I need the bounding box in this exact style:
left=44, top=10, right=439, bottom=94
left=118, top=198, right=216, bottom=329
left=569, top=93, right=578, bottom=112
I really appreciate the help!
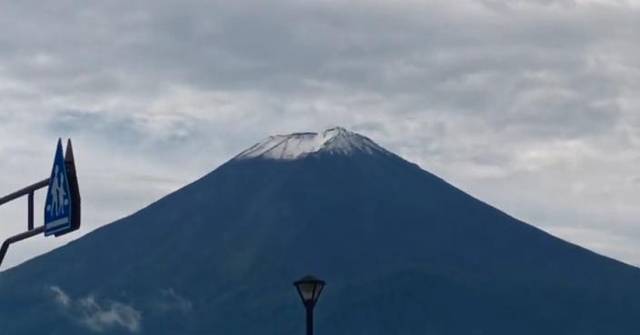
left=293, top=275, right=326, bottom=335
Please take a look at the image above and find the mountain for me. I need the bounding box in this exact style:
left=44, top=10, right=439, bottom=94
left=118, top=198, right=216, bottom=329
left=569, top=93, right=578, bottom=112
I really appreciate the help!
left=1, top=127, right=639, bottom=334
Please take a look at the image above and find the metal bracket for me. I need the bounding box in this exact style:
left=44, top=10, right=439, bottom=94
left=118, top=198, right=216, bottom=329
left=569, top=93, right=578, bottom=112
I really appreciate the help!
left=0, top=178, right=50, bottom=269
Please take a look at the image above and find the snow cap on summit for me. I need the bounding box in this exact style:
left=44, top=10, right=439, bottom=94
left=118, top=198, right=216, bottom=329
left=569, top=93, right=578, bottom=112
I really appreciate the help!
left=234, top=127, right=389, bottom=161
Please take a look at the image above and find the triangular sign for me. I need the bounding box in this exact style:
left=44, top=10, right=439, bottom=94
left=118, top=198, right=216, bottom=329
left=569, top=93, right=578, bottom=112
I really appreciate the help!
left=44, top=139, right=73, bottom=236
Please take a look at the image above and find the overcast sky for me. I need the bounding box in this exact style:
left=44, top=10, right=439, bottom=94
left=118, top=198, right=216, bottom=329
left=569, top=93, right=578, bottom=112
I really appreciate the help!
left=0, top=0, right=639, bottom=270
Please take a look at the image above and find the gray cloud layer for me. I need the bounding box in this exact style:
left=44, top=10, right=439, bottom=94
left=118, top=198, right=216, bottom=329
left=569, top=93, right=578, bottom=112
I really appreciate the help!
left=49, top=286, right=142, bottom=333
left=0, top=0, right=639, bottom=267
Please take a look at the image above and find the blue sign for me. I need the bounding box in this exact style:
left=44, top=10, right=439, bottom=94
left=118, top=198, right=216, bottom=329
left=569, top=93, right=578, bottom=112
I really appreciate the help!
left=44, top=139, right=73, bottom=236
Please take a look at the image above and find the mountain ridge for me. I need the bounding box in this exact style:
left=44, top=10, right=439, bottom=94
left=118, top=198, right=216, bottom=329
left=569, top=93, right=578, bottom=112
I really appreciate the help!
left=1, top=128, right=639, bottom=334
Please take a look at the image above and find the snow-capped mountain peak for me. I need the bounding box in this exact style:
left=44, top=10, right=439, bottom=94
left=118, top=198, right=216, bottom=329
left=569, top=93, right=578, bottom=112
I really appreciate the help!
left=234, top=127, right=388, bottom=160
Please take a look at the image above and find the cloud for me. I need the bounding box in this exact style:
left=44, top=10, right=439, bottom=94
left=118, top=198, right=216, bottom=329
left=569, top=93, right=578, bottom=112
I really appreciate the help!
left=155, top=288, right=193, bottom=314
left=50, top=285, right=71, bottom=307
left=0, top=0, right=639, bottom=269
left=79, top=296, right=142, bottom=333
left=49, top=286, right=142, bottom=333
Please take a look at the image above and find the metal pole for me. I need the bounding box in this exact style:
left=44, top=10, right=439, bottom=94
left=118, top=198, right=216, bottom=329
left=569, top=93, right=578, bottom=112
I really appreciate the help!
left=0, top=178, right=49, bottom=268
left=306, top=305, right=314, bottom=335
left=27, top=192, right=34, bottom=231
left=0, top=178, right=49, bottom=206
left=0, top=226, right=45, bottom=268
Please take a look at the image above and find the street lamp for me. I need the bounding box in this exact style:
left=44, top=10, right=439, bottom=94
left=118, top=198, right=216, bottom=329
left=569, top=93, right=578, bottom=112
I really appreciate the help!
left=294, top=275, right=326, bottom=335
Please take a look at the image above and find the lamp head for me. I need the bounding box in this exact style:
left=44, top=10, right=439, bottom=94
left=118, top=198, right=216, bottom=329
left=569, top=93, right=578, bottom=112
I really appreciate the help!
left=294, top=275, right=326, bottom=307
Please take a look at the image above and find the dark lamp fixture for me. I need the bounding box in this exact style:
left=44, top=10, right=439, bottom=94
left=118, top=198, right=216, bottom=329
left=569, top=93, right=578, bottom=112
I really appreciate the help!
left=293, top=275, right=326, bottom=335
left=294, top=275, right=325, bottom=306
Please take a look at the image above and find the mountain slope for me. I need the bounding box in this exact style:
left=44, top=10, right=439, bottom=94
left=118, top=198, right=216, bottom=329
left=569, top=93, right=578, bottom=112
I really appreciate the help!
left=1, top=127, right=639, bottom=334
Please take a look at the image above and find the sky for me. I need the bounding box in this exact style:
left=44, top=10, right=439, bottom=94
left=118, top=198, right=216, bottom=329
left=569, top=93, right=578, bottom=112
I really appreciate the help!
left=0, top=0, right=639, bottom=270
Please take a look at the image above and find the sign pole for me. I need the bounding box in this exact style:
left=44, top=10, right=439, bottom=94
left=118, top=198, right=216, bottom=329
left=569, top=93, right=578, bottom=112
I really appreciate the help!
left=0, top=179, right=50, bottom=268
left=0, top=139, right=80, bottom=269
left=0, top=227, right=45, bottom=267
